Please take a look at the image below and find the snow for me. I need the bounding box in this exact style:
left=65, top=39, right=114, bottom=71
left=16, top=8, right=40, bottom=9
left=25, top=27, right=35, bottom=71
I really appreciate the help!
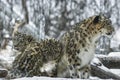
left=112, top=34, right=120, bottom=43
left=110, top=69, right=120, bottom=76
left=1, top=0, right=120, bottom=79
left=91, top=57, right=110, bottom=72
left=110, top=0, right=115, bottom=6
left=13, top=5, right=24, bottom=19
left=1, top=0, right=10, bottom=8
left=108, top=52, right=120, bottom=57
left=93, top=54, right=120, bottom=79
left=0, top=78, right=5, bottom=80
left=91, top=57, right=101, bottom=65
left=13, top=76, right=100, bottom=80
left=95, top=0, right=100, bottom=7
left=14, top=77, right=77, bottom=80
left=111, top=28, right=120, bottom=48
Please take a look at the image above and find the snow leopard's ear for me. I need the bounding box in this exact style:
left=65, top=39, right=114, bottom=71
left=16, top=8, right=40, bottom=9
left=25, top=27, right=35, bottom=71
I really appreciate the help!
left=93, top=15, right=100, bottom=24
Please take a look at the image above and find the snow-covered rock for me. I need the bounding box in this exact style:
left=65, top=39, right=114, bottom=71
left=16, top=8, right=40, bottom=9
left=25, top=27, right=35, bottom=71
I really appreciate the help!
left=110, top=69, right=120, bottom=76
left=91, top=57, right=110, bottom=72
left=108, top=52, right=120, bottom=57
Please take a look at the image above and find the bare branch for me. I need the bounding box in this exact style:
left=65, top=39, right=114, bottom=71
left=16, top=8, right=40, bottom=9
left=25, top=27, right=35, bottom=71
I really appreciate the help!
left=22, top=0, right=29, bottom=23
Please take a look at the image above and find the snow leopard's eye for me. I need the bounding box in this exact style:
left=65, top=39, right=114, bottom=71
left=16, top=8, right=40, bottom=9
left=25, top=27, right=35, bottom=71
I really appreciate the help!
left=93, top=15, right=100, bottom=24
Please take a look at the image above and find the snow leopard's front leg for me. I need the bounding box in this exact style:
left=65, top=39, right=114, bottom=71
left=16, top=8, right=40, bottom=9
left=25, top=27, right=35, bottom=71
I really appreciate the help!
left=77, top=65, right=90, bottom=79
left=68, top=56, right=90, bottom=79
left=67, top=56, right=82, bottom=78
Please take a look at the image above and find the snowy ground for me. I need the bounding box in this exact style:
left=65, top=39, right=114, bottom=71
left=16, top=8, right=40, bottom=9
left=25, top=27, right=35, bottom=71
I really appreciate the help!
left=0, top=48, right=120, bottom=80
left=12, top=76, right=100, bottom=80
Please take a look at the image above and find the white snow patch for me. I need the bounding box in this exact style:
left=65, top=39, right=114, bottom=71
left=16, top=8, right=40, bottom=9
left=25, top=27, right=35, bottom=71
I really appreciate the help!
left=108, top=52, right=120, bottom=57
left=95, top=0, right=100, bottom=7
left=13, top=76, right=101, bottom=80
left=1, top=0, right=10, bottom=8
left=110, top=69, right=120, bottom=76
left=111, top=28, right=120, bottom=48
left=95, top=54, right=107, bottom=57
left=91, top=57, right=101, bottom=65
left=28, top=21, right=36, bottom=29
left=13, top=76, right=79, bottom=80
left=110, top=0, right=115, bottom=6
left=13, top=5, right=24, bottom=19
left=113, top=28, right=120, bottom=41
left=0, top=78, right=5, bottom=80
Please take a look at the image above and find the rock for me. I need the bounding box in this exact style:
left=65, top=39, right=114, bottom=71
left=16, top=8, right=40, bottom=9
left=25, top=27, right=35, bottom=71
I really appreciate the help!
left=0, top=68, right=8, bottom=78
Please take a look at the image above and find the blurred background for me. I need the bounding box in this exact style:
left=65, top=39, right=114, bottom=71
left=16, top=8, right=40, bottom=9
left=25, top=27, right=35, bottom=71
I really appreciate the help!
left=0, top=0, right=120, bottom=54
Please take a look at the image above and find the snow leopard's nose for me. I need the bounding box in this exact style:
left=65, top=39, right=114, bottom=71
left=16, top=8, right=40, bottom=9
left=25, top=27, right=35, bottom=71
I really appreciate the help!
left=106, top=32, right=112, bottom=35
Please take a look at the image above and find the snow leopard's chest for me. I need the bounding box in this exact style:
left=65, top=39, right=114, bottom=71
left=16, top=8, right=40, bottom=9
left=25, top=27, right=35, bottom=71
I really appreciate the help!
left=57, top=43, right=95, bottom=78
left=78, top=45, right=95, bottom=68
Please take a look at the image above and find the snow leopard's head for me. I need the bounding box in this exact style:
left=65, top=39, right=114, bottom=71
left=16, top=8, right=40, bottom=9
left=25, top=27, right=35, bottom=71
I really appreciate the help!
left=12, top=32, right=35, bottom=52
left=91, top=15, right=114, bottom=38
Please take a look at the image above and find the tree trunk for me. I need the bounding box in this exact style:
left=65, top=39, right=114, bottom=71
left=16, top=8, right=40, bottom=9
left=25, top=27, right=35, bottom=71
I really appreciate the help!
left=91, top=57, right=120, bottom=79
left=97, top=56, right=120, bottom=68
left=91, top=64, right=120, bottom=79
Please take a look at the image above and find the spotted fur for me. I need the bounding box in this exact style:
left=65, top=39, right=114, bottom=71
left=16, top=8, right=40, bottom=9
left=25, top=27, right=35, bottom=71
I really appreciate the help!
left=8, top=15, right=114, bottom=79
left=13, top=32, right=36, bottom=52
left=9, top=39, right=63, bottom=79
left=57, top=15, right=114, bottom=78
